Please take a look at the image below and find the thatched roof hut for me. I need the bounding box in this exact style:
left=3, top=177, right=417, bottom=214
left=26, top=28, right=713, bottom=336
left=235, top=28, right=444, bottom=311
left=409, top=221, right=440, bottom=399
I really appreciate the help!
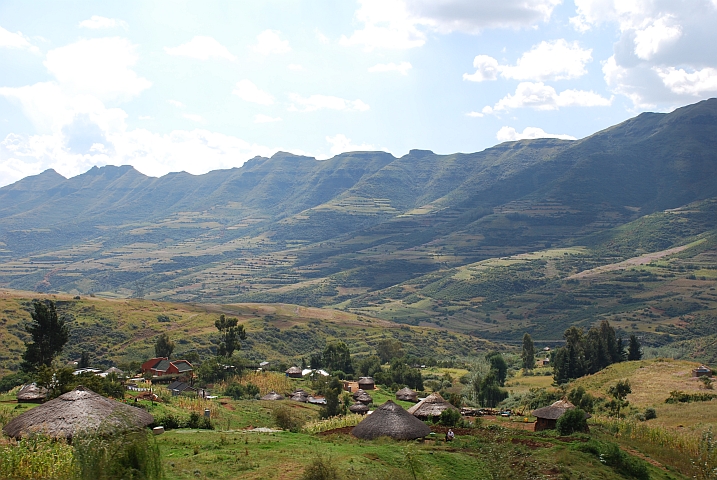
left=16, top=383, right=47, bottom=403
left=396, top=387, right=418, bottom=402
left=260, top=391, right=284, bottom=401
left=358, top=377, right=375, bottom=390
left=352, top=389, right=365, bottom=400
left=3, top=386, right=154, bottom=440
left=352, top=400, right=431, bottom=440
left=290, top=392, right=309, bottom=402
left=532, top=399, right=590, bottom=431
left=407, top=392, right=458, bottom=419
left=349, top=403, right=370, bottom=415
left=355, top=392, right=373, bottom=405
left=286, top=366, right=303, bottom=378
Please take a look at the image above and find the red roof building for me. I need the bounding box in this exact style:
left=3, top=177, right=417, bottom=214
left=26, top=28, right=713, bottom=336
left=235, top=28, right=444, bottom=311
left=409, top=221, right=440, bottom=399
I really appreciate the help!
left=141, top=357, right=194, bottom=377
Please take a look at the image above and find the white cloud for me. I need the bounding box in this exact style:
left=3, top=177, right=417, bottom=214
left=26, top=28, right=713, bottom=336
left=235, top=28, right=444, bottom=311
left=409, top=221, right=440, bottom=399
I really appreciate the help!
left=254, top=114, right=282, bottom=123
left=288, top=94, right=370, bottom=112
left=654, top=67, right=717, bottom=96
left=78, top=16, right=128, bottom=30
left=287, top=64, right=305, bottom=71
left=182, top=113, right=204, bottom=123
left=253, top=30, right=291, bottom=55
left=326, top=134, right=375, bottom=155
left=232, top=80, right=274, bottom=105
left=463, top=55, right=499, bottom=82
left=44, top=38, right=151, bottom=103
left=0, top=26, right=39, bottom=53
left=368, top=61, right=412, bottom=75
left=165, top=36, right=236, bottom=61
left=496, top=126, right=576, bottom=142
left=574, top=0, right=717, bottom=107
left=315, top=29, right=330, bottom=44
left=465, top=111, right=484, bottom=117
left=464, top=40, right=592, bottom=83
left=168, top=99, right=185, bottom=108
left=484, top=82, right=612, bottom=113
left=342, top=0, right=561, bottom=50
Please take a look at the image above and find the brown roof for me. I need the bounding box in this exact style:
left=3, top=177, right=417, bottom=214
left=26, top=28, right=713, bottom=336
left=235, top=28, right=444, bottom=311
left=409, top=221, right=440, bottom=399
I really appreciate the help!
left=260, top=391, right=284, bottom=401
left=286, top=366, right=302, bottom=374
left=349, top=403, right=370, bottom=414
left=352, top=400, right=431, bottom=440
left=396, top=387, right=418, bottom=402
left=3, top=386, right=154, bottom=440
left=532, top=399, right=576, bottom=420
left=16, top=383, right=47, bottom=403
left=407, top=392, right=458, bottom=418
left=358, top=377, right=375, bottom=386
left=355, top=392, right=373, bottom=404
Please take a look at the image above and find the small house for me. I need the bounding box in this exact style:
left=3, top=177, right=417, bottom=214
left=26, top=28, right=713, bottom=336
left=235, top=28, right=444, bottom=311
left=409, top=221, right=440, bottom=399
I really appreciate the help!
left=396, top=387, right=418, bottom=402
left=16, top=383, right=46, bottom=403
left=532, top=399, right=590, bottom=431
left=349, top=403, right=370, bottom=415
left=358, top=377, right=375, bottom=390
left=352, top=401, right=431, bottom=440
left=141, top=357, right=194, bottom=379
left=260, top=391, right=284, bottom=401
left=693, top=365, right=713, bottom=377
left=407, top=392, right=459, bottom=420
left=285, top=366, right=302, bottom=378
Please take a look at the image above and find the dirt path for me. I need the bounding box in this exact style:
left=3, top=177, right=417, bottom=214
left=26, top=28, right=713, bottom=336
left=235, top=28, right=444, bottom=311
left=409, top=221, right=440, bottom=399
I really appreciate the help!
left=567, top=244, right=692, bottom=280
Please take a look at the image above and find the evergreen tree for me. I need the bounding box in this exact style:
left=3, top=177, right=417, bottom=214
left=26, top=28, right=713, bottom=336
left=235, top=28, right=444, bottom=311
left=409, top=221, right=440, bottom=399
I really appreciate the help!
left=627, top=334, right=642, bottom=361
left=323, top=342, right=353, bottom=374
left=21, top=300, right=69, bottom=372
left=154, top=333, right=175, bottom=358
left=79, top=351, right=90, bottom=369
left=376, top=339, right=404, bottom=364
left=215, top=314, right=246, bottom=358
left=486, top=351, right=508, bottom=386
left=522, top=333, right=536, bottom=370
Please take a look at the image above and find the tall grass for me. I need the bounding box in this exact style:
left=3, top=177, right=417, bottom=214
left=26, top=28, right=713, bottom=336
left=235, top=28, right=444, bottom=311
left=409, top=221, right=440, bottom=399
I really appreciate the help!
left=221, top=371, right=293, bottom=395
left=73, top=429, right=163, bottom=480
left=302, top=414, right=363, bottom=434
left=0, top=435, right=76, bottom=479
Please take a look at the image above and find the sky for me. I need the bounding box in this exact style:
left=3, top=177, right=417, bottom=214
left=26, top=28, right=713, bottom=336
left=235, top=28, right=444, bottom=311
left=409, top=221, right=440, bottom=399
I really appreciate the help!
left=1, top=0, right=716, bottom=187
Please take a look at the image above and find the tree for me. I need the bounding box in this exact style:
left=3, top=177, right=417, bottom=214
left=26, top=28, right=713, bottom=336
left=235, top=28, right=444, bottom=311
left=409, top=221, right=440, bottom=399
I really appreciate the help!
left=358, top=355, right=382, bottom=377
left=154, top=333, right=175, bottom=358
left=627, top=334, right=642, bottom=361
left=376, top=339, right=404, bottom=364
left=608, top=379, right=631, bottom=417
left=21, top=300, right=69, bottom=372
left=522, top=333, right=535, bottom=371
left=556, top=408, right=588, bottom=435
left=486, top=352, right=508, bottom=386
left=79, top=351, right=90, bottom=369
left=215, top=314, right=246, bottom=358
left=323, top=342, right=353, bottom=374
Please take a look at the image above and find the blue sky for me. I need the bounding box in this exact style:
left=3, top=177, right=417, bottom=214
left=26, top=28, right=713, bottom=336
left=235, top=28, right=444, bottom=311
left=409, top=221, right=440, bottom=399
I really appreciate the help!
left=1, top=0, right=716, bottom=187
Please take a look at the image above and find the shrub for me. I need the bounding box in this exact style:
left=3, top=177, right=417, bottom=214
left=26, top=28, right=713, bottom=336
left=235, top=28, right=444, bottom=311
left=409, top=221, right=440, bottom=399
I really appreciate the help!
left=0, top=372, right=31, bottom=393
left=300, top=452, right=340, bottom=480
left=438, top=408, right=462, bottom=427
left=225, top=382, right=259, bottom=400
left=643, top=407, right=657, bottom=420
left=273, top=406, right=304, bottom=432
left=574, top=440, right=649, bottom=480
left=556, top=408, right=587, bottom=435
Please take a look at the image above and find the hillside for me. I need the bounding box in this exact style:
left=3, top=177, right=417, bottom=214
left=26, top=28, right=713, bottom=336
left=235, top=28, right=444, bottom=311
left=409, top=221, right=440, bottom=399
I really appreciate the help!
left=0, top=99, right=716, bottom=356
left=0, top=290, right=494, bottom=377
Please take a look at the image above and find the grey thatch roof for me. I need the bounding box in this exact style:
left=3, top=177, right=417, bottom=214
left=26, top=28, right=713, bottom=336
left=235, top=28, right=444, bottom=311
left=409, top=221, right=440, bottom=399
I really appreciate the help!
left=349, top=403, right=370, bottom=414
left=286, top=366, right=302, bottom=374
left=355, top=392, right=373, bottom=404
left=352, top=389, right=365, bottom=400
left=3, top=386, right=154, bottom=440
left=358, top=377, right=375, bottom=387
left=407, top=392, right=458, bottom=418
left=352, top=400, right=431, bottom=440
left=16, top=383, right=47, bottom=403
left=396, top=387, right=418, bottom=402
left=290, top=392, right=309, bottom=402
left=532, top=399, right=576, bottom=420
left=260, top=391, right=284, bottom=401
left=104, top=367, right=123, bottom=375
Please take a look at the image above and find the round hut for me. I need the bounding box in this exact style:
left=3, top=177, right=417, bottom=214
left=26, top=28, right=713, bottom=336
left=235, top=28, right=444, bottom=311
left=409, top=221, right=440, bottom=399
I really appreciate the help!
left=407, top=392, right=459, bottom=420
left=349, top=403, right=370, bottom=415
left=285, top=366, right=303, bottom=378
left=352, top=400, right=431, bottom=440
left=3, top=386, right=154, bottom=440
left=260, top=391, right=284, bottom=401
left=358, top=377, right=375, bottom=390
left=352, top=388, right=365, bottom=400
left=396, top=387, right=418, bottom=403
left=290, top=391, right=309, bottom=403
left=16, top=383, right=47, bottom=404
left=532, top=399, right=589, bottom=431
left=355, top=392, right=373, bottom=405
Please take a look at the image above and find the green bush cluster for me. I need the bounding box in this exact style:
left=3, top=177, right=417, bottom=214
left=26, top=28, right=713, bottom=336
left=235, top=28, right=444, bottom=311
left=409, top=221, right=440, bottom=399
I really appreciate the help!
left=151, top=412, right=213, bottom=430
left=665, top=390, right=717, bottom=403
left=224, top=382, right=260, bottom=400
left=574, top=440, right=649, bottom=479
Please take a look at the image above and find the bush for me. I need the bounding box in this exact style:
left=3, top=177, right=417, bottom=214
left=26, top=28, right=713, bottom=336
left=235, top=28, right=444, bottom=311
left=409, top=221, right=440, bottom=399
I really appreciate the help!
left=300, top=452, right=340, bottom=480
left=225, top=382, right=259, bottom=400
left=556, top=408, right=587, bottom=435
left=438, top=408, right=461, bottom=427
left=273, top=406, right=304, bottom=432
left=644, top=407, right=657, bottom=420
left=574, top=440, right=649, bottom=480
left=0, top=372, right=31, bottom=393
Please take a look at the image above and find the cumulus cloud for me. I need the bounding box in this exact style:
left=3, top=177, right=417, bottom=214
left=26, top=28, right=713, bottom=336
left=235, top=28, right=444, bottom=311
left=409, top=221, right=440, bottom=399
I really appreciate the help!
left=0, top=26, right=39, bottom=53
left=165, top=36, right=236, bottom=61
left=573, top=0, right=717, bottom=107
left=79, top=16, right=128, bottom=30
left=496, top=126, right=576, bottom=142
left=232, top=80, right=274, bottom=105
left=182, top=113, right=204, bottom=123
left=254, top=114, right=282, bottom=123
left=326, top=134, right=375, bottom=155
left=288, top=94, right=370, bottom=112
left=465, top=111, right=484, bottom=117
left=464, top=41, right=592, bottom=83
left=42, top=38, right=151, bottom=103
left=483, top=82, right=612, bottom=113
left=342, top=0, right=561, bottom=50
left=368, top=61, right=412, bottom=75
left=253, top=30, right=291, bottom=55
left=168, top=99, right=185, bottom=108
